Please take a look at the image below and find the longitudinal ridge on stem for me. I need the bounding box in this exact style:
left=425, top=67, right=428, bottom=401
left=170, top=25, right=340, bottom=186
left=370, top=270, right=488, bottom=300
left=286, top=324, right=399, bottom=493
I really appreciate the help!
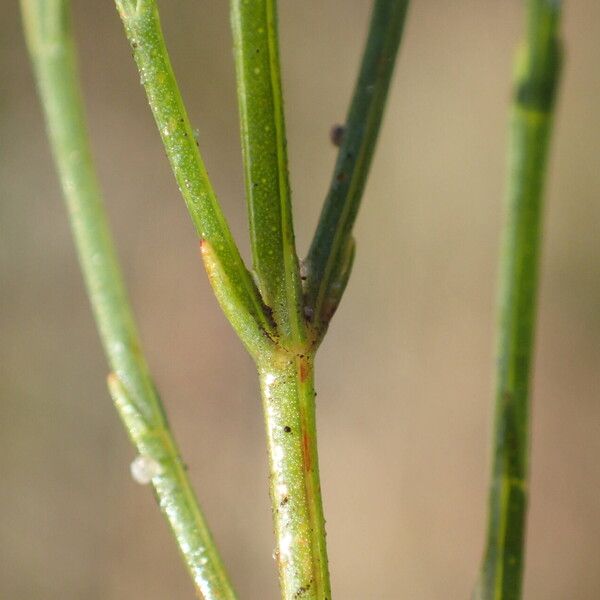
left=230, top=0, right=306, bottom=349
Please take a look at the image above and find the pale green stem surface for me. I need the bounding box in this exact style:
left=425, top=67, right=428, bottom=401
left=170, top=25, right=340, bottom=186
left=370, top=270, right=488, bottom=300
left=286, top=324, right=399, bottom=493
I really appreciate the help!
left=476, top=2, right=561, bottom=599
left=258, top=353, right=330, bottom=600
left=21, top=2, right=236, bottom=598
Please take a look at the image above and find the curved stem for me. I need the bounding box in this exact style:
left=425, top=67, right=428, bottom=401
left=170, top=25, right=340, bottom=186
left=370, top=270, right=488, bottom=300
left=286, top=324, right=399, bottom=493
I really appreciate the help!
left=258, top=353, right=330, bottom=600
left=20, top=2, right=237, bottom=598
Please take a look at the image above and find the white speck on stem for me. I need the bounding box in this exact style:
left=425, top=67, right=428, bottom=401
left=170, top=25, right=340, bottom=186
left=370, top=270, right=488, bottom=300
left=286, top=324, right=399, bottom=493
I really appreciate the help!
left=272, top=444, right=284, bottom=472
left=112, top=341, right=125, bottom=354
left=264, top=372, right=276, bottom=400
left=130, top=455, right=162, bottom=485
left=279, top=532, right=293, bottom=561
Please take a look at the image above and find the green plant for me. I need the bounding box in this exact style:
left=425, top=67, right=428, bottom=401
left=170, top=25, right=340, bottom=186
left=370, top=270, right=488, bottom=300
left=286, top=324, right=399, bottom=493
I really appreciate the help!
left=20, top=0, right=561, bottom=599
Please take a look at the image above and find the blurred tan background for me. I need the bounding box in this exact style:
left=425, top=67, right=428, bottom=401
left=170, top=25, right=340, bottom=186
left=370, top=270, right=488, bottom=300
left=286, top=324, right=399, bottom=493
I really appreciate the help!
left=1, top=1, right=599, bottom=598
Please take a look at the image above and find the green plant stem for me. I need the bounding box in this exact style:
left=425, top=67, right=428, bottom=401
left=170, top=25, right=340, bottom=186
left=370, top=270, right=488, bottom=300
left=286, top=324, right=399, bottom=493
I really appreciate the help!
left=230, top=0, right=305, bottom=348
left=115, top=2, right=333, bottom=597
left=305, top=0, right=410, bottom=334
left=230, top=3, right=331, bottom=595
left=108, top=375, right=236, bottom=600
left=20, top=2, right=236, bottom=598
left=115, top=0, right=275, bottom=359
left=477, top=2, right=561, bottom=599
left=258, top=352, right=330, bottom=600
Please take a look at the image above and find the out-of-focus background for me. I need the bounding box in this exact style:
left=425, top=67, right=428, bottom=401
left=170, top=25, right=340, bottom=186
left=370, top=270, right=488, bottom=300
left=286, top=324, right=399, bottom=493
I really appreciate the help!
left=1, top=1, right=599, bottom=598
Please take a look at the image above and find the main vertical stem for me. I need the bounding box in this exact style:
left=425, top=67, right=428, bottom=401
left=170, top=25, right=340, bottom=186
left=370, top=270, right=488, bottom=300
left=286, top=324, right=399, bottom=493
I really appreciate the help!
left=258, top=353, right=330, bottom=600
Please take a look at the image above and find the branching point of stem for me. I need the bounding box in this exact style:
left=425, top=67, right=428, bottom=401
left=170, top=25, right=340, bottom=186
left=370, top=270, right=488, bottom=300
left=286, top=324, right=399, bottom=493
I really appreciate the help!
left=115, top=0, right=276, bottom=355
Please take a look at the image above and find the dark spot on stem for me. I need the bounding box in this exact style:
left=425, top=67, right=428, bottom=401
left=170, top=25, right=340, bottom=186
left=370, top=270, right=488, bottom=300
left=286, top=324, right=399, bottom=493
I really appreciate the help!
left=293, top=581, right=311, bottom=598
left=330, top=124, right=345, bottom=146
left=284, top=426, right=292, bottom=433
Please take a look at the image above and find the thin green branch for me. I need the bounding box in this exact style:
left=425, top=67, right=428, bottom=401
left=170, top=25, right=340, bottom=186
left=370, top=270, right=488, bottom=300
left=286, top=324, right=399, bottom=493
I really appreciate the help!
left=20, top=2, right=237, bottom=598
left=230, top=0, right=305, bottom=348
left=115, top=0, right=276, bottom=359
left=476, top=2, right=562, bottom=599
left=304, top=0, right=410, bottom=335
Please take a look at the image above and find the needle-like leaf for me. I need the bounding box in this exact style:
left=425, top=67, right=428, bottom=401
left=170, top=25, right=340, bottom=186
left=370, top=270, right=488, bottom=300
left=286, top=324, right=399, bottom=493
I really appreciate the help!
left=230, top=0, right=305, bottom=348
left=304, top=0, right=410, bottom=334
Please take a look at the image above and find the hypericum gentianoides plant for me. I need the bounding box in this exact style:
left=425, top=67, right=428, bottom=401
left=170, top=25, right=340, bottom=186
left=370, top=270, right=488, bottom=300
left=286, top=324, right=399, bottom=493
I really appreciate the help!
left=20, top=0, right=562, bottom=598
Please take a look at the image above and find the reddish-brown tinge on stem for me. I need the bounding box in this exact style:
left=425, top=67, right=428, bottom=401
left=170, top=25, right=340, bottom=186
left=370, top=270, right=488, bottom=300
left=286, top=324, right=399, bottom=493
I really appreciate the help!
left=299, top=358, right=309, bottom=383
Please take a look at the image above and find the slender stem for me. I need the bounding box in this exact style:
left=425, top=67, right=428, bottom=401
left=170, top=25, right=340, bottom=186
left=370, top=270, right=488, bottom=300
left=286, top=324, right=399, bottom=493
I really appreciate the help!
left=258, top=353, right=330, bottom=600
left=20, top=2, right=236, bottom=598
left=305, top=0, right=410, bottom=334
left=230, top=0, right=305, bottom=348
left=115, top=0, right=275, bottom=358
left=477, top=2, right=561, bottom=599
